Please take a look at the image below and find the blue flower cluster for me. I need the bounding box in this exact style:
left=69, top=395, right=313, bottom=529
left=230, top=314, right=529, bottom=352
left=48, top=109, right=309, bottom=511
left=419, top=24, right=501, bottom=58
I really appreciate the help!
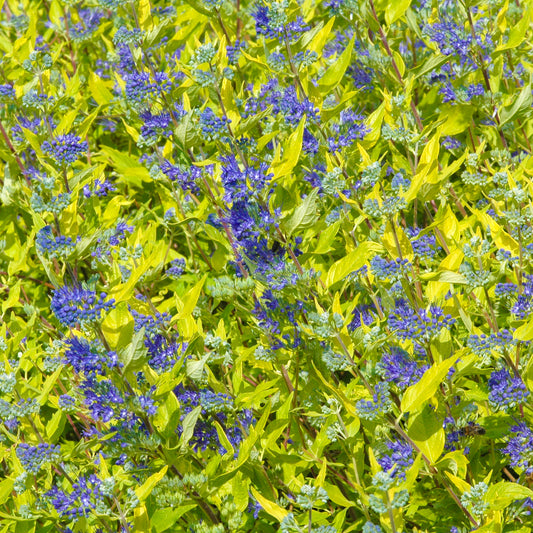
left=42, top=133, right=88, bottom=165
left=46, top=475, right=109, bottom=520
left=175, top=384, right=254, bottom=453
left=488, top=368, right=529, bottom=410
left=51, top=286, right=115, bottom=327
left=16, top=443, right=60, bottom=474
left=389, top=301, right=455, bottom=341
left=35, top=226, right=78, bottom=259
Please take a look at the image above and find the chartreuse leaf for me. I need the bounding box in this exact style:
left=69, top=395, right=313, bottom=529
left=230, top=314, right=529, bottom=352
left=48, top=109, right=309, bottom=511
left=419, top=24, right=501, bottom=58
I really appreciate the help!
left=250, top=487, right=288, bottom=521
left=136, top=466, right=168, bottom=501
left=308, top=17, right=335, bottom=55
left=179, top=405, right=202, bottom=448
left=500, top=76, right=532, bottom=125
left=134, top=504, right=150, bottom=533
left=283, top=188, right=319, bottom=237
left=233, top=472, right=250, bottom=511
left=486, top=482, right=533, bottom=510
left=382, top=221, right=414, bottom=260
left=495, top=6, right=530, bottom=51
left=514, top=319, right=533, bottom=341
left=405, top=128, right=441, bottom=202
left=319, top=35, right=355, bottom=92
left=214, top=420, right=235, bottom=456
left=178, top=274, right=207, bottom=318
left=401, top=354, right=459, bottom=413
left=2, top=279, right=20, bottom=313
left=385, top=0, right=412, bottom=24
left=271, top=116, right=306, bottom=180
left=151, top=506, right=197, bottom=533
left=0, top=478, right=14, bottom=506
left=407, top=406, right=445, bottom=464
left=326, top=242, right=383, bottom=287
left=89, top=72, right=113, bottom=105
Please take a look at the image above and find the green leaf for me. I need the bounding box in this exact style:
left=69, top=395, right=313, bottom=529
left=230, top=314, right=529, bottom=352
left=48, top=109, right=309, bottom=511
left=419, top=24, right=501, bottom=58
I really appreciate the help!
left=152, top=506, right=197, bottom=533
left=319, top=35, right=355, bottom=93
left=307, top=17, right=335, bottom=55
left=0, top=164, right=18, bottom=205
left=385, top=0, right=412, bottom=25
left=178, top=274, right=207, bottom=318
left=89, top=72, right=113, bottom=105
left=486, top=482, right=533, bottom=510
left=271, top=116, right=306, bottom=180
left=500, top=77, right=533, bottom=125
left=46, top=410, right=66, bottom=441
left=2, top=279, right=20, bottom=313
left=186, top=355, right=209, bottom=380
left=495, top=8, right=530, bottom=52
left=283, top=188, right=319, bottom=237
left=326, top=242, right=383, bottom=287
left=135, top=466, right=168, bottom=501
left=314, top=220, right=340, bottom=254
left=514, top=319, right=533, bottom=341
left=0, top=478, right=14, bottom=506
left=213, top=420, right=234, bottom=455
left=120, top=326, right=148, bottom=372
left=179, top=405, right=202, bottom=448
left=38, top=367, right=62, bottom=405
left=440, top=104, right=475, bottom=136
left=407, top=406, right=445, bottom=464
left=401, top=354, right=459, bottom=413
left=250, top=487, right=288, bottom=521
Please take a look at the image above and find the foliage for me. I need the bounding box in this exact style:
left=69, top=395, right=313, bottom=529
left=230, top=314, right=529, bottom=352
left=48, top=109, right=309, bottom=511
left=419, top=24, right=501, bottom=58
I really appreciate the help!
left=0, top=0, right=532, bottom=532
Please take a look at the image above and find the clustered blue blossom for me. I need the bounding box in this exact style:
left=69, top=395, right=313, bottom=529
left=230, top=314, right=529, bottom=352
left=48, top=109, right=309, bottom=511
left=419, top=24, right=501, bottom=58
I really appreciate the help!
left=36, top=226, right=79, bottom=258
left=51, top=286, right=115, bottom=327
left=389, top=301, right=455, bottom=341
left=488, top=368, right=529, bottom=410
left=46, top=475, right=109, bottom=519
left=502, top=423, right=533, bottom=475
left=16, top=443, right=60, bottom=474
left=42, top=133, right=88, bottom=165
left=174, top=384, right=254, bottom=453
left=377, top=346, right=428, bottom=389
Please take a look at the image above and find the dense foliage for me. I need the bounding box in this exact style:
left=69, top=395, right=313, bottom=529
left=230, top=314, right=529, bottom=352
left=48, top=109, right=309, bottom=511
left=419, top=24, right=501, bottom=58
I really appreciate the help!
left=0, top=0, right=533, bottom=531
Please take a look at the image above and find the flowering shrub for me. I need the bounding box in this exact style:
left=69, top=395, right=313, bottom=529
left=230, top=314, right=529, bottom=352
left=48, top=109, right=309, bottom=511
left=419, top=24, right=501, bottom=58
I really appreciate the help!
left=0, top=0, right=533, bottom=532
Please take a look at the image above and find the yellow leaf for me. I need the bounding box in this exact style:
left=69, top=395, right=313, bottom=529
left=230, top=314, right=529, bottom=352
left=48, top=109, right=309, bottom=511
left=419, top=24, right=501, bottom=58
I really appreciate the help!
left=445, top=472, right=471, bottom=494
left=250, top=487, right=288, bottom=521
left=134, top=504, right=151, bottom=533
left=319, top=35, right=355, bottom=92
left=401, top=354, right=459, bottom=413
left=308, top=17, right=336, bottom=55
left=495, top=6, right=530, bottom=51
left=326, top=242, right=383, bottom=287
left=439, top=249, right=464, bottom=270
left=405, top=128, right=441, bottom=202
left=136, top=466, right=168, bottom=501
left=178, top=274, right=207, bottom=318
left=138, top=0, right=152, bottom=30
left=2, top=279, right=21, bottom=313
left=89, top=72, right=113, bottom=105
left=381, top=221, right=414, bottom=260
left=271, top=117, right=306, bottom=179
left=385, top=0, right=412, bottom=25
left=514, top=319, right=533, bottom=341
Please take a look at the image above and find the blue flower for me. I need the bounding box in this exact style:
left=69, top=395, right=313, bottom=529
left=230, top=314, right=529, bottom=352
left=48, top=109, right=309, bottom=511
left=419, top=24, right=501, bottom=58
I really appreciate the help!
left=488, top=368, right=529, bottom=410
left=16, top=443, right=60, bottom=474
left=502, top=423, right=533, bottom=475
left=42, top=133, right=88, bottom=165
left=51, top=286, right=115, bottom=328
left=377, top=346, right=428, bottom=389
